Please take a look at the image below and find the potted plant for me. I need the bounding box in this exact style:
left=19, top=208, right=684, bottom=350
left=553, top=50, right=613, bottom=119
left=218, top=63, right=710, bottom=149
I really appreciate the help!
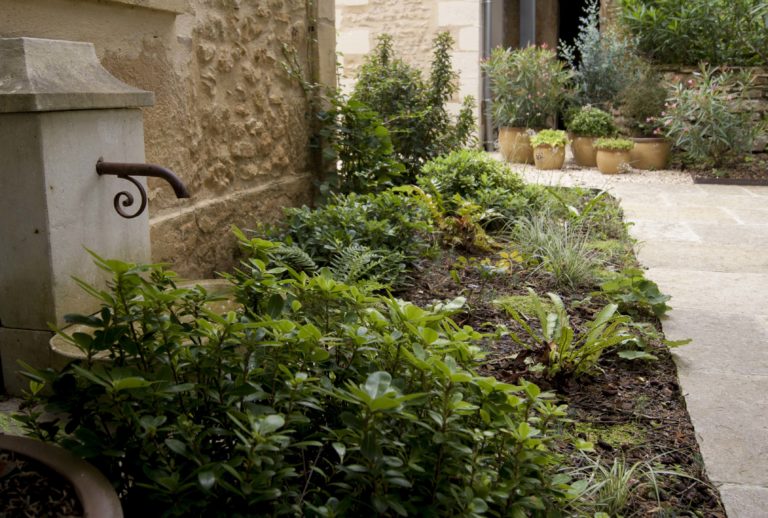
left=566, top=106, right=617, bottom=167
left=619, top=69, right=672, bottom=170
left=0, top=434, right=123, bottom=517
left=530, top=130, right=568, bottom=170
left=483, top=45, right=571, bottom=164
left=594, top=137, right=634, bottom=174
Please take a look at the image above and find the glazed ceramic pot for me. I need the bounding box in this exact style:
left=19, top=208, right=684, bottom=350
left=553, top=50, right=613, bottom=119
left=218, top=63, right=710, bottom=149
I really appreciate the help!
left=596, top=149, right=632, bottom=174
left=630, top=137, right=672, bottom=170
left=533, top=145, right=566, bottom=170
left=570, top=135, right=598, bottom=167
left=498, top=127, right=534, bottom=164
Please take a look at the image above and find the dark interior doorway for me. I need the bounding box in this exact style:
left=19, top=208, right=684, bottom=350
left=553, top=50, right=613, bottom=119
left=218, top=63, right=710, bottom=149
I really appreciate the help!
left=558, top=0, right=590, bottom=57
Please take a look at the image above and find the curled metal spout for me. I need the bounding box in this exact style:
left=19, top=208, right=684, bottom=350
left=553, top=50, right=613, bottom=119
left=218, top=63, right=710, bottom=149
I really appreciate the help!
left=96, top=158, right=190, bottom=219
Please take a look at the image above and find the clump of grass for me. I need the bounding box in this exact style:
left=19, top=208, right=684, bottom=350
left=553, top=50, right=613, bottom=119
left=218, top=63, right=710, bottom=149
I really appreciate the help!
left=511, top=213, right=599, bottom=291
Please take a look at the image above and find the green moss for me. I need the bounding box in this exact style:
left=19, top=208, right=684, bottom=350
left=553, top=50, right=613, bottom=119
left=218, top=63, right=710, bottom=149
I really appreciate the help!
left=574, top=422, right=646, bottom=448
left=493, top=293, right=555, bottom=316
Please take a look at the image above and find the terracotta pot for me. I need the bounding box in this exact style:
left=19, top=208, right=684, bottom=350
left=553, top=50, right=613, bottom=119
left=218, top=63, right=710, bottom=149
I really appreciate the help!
left=498, top=127, right=533, bottom=164
left=570, top=135, right=598, bottom=167
left=0, top=435, right=123, bottom=517
left=533, top=145, right=566, bottom=170
left=596, top=149, right=632, bottom=174
left=630, top=137, right=672, bottom=170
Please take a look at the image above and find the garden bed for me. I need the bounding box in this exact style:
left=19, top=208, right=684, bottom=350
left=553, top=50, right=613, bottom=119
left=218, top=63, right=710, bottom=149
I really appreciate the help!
left=689, top=155, right=768, bottom=185
left=404, top=245, right=724, bottom=516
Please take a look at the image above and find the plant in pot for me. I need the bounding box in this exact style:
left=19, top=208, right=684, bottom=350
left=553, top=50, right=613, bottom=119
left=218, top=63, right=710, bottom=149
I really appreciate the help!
left=483, top=44, right=571, bottom=164
left=594, top=137, right=634, bottom=174
left=619, top=67, right=672, bottom=170
left=530, top=129, right=568, bottom=170
left=566, top=106, right=616, bottom=167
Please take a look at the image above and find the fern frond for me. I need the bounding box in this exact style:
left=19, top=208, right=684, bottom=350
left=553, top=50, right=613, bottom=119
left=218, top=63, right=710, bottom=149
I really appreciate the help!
left=271, top=245, right=318, bottom=273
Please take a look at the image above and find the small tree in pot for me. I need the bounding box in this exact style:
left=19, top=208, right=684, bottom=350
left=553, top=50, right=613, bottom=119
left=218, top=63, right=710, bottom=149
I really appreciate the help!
left=483, top=45, right=571, bottom=164
left=566, top=106, right=617, bottom=167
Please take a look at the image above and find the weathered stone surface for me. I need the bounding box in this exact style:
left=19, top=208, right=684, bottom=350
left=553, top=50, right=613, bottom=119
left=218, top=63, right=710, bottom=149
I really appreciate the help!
left=0, top=37, right=153, bottom=112
left=0, top=0, right=334, bottom=277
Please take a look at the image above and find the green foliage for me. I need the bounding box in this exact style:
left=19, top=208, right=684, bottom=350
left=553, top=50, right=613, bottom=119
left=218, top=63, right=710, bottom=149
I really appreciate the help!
left=566, top=107, right=617, bottom=138
left=531, top=129, right=568, bottom=148
left=600, top=268, right=671, bottom=318
left=560, top=0, right=641, bottom=110
left=18, top=251, right=577, bottom=517
left=417, top=149, right=534, bottom=227
left=543, top=188, right=629, bottom=242
left=279, top=190, right=436, bottom=287
left=318, top=98, right=405, bottom=195
left=661, top=65, right=764, bottom=168
left=620, top=0, right=768, bottom=66
left=594, top=138, right=634, bottom=151
left=512, top=215, right=599, bottom=291
left=352, top=33, right=475, bottom=182
left=502, top=290, right=631, bottom=379
left=618, top=66, right=669, bottom=137
left=482, top=45, right=572, bottom=128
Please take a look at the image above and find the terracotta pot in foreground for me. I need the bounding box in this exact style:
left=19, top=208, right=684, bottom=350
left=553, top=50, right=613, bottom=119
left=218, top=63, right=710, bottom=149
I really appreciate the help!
left=533, top=145, right=566, bottom=170
left=630, top=137, right=672, bottom=170
left=0, top=435, right=123, bottom=517
left=596, top=149, right=632, bottom=174
left=498, top=127, right=533, bottom=164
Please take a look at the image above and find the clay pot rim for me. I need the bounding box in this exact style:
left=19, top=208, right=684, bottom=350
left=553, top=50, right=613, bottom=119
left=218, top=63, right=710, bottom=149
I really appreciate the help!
left=533, top=143, right=566, bottom=149
left=631, top=136, right=670, bottom=143
left=0, top=435, right=123, bottom=517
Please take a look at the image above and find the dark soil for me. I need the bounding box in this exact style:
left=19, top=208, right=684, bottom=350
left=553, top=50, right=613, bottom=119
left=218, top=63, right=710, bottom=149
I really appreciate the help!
left=688, top=154, right=768, bottom=185
left=0, top=449, right=84, bottom=517
left=402, top=247, right=726, bottom=517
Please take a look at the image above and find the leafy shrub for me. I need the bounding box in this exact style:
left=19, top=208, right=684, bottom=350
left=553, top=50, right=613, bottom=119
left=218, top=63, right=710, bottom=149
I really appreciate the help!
left=566, top=107, right=617, bottom=137
left=18, top=251, right=578, bottom=516
left=352, top=33, right=475, bottom=182
left=661, top=65, right=764, bottom=168
left=531, top=129, right=568, bottom=148
left=512, top=214, right=599, bottom=291
left=618, top=66, right=669, bottom=137
left=600, top=268, right=671, bottom=318
left=280, top=190, right=436, bottom=286
left=482, top=45, right=571, bottom=128
left=560, top=0, right=640, bottom=110
left=620, top=0, right=768, bottom=66
left=317, top=98, right=405, bottom=195
left=502, top=290, right=630, bottom=379
left=594, top=138, right=634, bottom=151
left=417, top=150, right=535, bottom=227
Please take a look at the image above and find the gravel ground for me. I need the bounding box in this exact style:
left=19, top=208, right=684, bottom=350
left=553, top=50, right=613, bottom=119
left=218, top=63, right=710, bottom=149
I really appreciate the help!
left=490, top=152, right=693, bottom=188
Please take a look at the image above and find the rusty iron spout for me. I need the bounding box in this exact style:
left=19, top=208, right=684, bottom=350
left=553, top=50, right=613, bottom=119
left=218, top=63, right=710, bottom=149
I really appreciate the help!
left=96, top=158, right=190, bottom=219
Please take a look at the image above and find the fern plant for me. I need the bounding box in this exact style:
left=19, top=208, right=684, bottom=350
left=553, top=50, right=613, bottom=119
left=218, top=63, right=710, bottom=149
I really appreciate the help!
left=502, top=289, right=631, bottom=379
left=330, top=244, right=407, bottom=286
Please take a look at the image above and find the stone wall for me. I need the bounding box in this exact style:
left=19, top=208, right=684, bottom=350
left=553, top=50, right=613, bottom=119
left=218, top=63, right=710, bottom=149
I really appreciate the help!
left=0, top=0, right=335, bottom=278
left=336, top=0, right=481, bottom=120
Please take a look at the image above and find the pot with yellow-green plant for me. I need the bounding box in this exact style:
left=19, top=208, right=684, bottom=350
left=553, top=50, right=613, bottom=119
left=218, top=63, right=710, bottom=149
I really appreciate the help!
left=565, top=106, right=617, bottom=167
left=483, top=45, right=571, bottom=164
left=531, top=129, right=568, bottom=170
left=594, top=137, right=634, bottom=174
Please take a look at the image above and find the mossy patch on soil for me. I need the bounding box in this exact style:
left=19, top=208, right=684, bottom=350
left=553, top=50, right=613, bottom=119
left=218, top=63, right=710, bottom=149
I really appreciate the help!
left=574, top=422, right=647, bottom=449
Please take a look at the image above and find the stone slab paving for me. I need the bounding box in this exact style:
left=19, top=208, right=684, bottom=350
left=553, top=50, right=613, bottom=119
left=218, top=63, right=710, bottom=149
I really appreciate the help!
left=517, top=163, right=768, bottom=517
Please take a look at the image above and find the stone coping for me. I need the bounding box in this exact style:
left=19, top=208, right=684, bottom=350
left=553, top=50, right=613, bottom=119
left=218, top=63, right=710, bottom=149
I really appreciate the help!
left=89, top=0, right=188, bottom=14
left=0, top=37, right=154, bottom=113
